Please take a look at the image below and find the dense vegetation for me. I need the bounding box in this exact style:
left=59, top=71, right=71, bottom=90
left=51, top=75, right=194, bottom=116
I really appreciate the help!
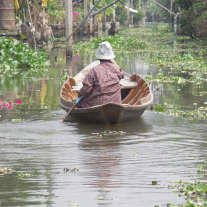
left=14, top=0, right=207, bottom=39
left=73, top=25, right=207, bottom=121
left=73, top=35, right=147, bottom=52
left=74, top=26, right=207, bottom=84
left=0, top=37, right=50, bottom=77
left=146, top=0, right=207, bottom=40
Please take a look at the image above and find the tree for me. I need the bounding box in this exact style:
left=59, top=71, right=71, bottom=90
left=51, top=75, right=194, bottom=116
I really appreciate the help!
left=133, top=9, right=145, bottom=24
left=116, top=4, right=128, bottom=25
left=174, top=0, right=193, bottom=10
left=175, top=0, right=207, bottom=39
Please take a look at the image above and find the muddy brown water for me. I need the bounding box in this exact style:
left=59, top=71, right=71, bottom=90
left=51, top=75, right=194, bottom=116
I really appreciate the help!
left=1, top=34, right=207, bottom=207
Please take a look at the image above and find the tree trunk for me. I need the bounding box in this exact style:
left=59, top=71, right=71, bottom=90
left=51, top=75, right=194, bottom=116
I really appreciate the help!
left=169, top=0, right=172, bottom=29
left=130, top=0, right=133, bottom=25
left=90, top=0, right=93, bottom=33
left=65, top=0, right=73, bottom=56
left=127, top=0, right=129, bottom=25
left=84, top=0, right=88, bottom=33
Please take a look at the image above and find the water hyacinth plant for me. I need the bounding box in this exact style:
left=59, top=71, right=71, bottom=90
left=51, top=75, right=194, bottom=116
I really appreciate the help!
left=73, top=26, right=207, bottom=86
left=153, top=160, right=207, bottom=207
left=73, top=35, right=147, bottom=54
left=154, top=102, right=207, bottom=121
left=0, top=37, right=50, bottom=72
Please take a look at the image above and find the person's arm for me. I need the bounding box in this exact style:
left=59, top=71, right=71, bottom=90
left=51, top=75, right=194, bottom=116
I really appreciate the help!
left=109, top=58, right=119, bottom=66
left=79, top=69, right=94, bottom=98
left=110, top=59, right=124, bottom=79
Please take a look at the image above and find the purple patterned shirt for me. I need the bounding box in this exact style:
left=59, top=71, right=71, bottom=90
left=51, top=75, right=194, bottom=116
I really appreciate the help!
left=79, top=61, right=125, bottom=108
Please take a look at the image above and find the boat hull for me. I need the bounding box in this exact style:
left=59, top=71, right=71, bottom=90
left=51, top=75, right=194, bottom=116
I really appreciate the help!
left=59, top=96, right=151, bottom=124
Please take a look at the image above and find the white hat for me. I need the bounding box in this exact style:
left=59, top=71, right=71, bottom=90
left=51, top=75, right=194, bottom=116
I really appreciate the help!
left=95, top=41, right=115, bottom=60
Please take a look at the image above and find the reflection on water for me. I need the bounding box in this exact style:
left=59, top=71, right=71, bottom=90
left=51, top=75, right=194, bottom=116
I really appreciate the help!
left=1, top=110, right=207, bottom=207
left=1, top=30, right=207, bottom=207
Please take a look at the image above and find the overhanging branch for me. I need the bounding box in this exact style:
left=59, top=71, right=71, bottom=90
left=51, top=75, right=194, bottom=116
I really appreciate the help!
left=152, top=0, right=176, bottom=16
left=90, top=0, right=121, bottom=17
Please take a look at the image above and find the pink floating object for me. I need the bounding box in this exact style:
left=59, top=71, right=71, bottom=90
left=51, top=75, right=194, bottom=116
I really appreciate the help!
left=16, top=100, right=22, bottom=104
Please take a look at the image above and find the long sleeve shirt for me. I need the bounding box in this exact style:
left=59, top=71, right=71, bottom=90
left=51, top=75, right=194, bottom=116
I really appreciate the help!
left=79, top=61, right=125, bottom=108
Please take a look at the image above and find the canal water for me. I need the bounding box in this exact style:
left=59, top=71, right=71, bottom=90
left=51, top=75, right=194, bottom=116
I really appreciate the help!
left=1, top=31, right=207, bottom=207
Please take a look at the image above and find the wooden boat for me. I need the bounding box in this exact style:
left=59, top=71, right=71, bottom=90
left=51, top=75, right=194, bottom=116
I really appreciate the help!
left=59, top=61, right=153, bottom=124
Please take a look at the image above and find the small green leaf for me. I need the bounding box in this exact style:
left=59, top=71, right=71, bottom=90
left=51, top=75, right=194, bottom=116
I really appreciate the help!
left=186, top=185, right=193, bottom=191
left=20, top=33, right=26, bottom=40
left=203, top=184, right=207, bottom=192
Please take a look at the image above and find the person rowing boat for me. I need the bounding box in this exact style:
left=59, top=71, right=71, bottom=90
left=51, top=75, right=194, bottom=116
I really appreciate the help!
left=78, top=41, right=125, bottom=108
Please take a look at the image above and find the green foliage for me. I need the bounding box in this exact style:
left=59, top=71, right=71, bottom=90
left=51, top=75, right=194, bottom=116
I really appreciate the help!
left=18, top=172, right=33, bottom=179
left=178, top=8, right=195, bottom=38
left=47, top=0, right=65, bottom=23
left=0, top=37, right=50, bottom=77
left=145, top=0, right=171, bottom=21
left=157, top=102, right=207, bottom=120
left=175, top=0, right=193, bottom=10
left=133, top=9, right=145, bottom=25
left=168, top=159, right=207, bottom=206
left=116, top=5, right=128, bottom=25
left=19, top=33, right=26, bottom=40
left=60, top=72, right=69, bottom=84
left=193, top=2, right=207, bottom=9
left=73, top=35, right=147, bottom=53
left=155, top=102, right=168, bottom=112
left=175, top=0, right=207, bottom=39
left=145, top=72, right=186, bottom=85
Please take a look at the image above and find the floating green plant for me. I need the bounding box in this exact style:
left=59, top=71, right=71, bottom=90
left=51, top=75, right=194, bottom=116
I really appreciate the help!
left=72, top=26, right=207, bottom=87
left=0, top=37, right=50, bottom=75
left=155, top=102, right=168, bottom=112
left=146, top=72, right=185, bottom=85
left=154, top=102, right=207, bottom=120
left=197, top=160, right=207, bottom=174
left=167, top=159, right=207, bottom=207
left=18, top=172, right=33, bottom=178
left=60, top=72, right=69, bottom=84
left=0, top=167, right=14, bottom=175
left=167, top=182, right=207, bottom=207
left=73, top=34, right=147, bottom=54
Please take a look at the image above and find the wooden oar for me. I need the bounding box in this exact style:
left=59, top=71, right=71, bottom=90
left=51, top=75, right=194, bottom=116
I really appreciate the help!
left=62, top=96, right=82, bottom=122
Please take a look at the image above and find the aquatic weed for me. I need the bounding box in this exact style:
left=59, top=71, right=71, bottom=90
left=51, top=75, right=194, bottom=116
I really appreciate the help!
left=0, top=37, right=50, bottom=75
left=168, top=159, right=207, bottom=207
left=0, top=167, right=14, bottom=175
left=18, top=172, right=33, bottom=178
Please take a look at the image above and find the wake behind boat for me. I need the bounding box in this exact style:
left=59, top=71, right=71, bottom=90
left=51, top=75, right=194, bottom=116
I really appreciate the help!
left=59, top=61, right=153, bottom=124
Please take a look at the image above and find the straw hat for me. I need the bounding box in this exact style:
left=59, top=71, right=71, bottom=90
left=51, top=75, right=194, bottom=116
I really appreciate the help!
left=95, top=41, right=115, bottom=60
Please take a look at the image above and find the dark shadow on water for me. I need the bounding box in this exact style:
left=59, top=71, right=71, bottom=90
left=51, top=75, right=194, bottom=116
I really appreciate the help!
left=66, top=115, right=153, bottom=135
